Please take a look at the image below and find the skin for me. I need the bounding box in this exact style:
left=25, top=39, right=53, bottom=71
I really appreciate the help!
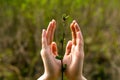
left=63, top=20, right=86, bottom=80
left=38, top=20, right=86, bottom=80
left=38, top=19, right=61, bottom=80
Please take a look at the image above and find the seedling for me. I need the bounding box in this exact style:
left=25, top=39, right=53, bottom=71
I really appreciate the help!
left=56, top=14, right=69, bottom=80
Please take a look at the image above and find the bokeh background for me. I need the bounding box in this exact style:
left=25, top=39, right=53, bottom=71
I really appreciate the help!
left=0, top=0, right=120, bottom=80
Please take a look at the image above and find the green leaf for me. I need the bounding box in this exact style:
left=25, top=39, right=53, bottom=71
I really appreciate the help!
left=62, top=14, right=69, bottom=21
left=63, top=64, right=67, bottom=71
left=55, top=56, right=63, bottom=60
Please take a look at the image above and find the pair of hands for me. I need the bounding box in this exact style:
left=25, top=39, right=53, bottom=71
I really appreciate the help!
left=38, top=19, right=86, bottom=80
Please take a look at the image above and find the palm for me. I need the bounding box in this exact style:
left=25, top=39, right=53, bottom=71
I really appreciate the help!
left=40, top=20, right=61, bottom=79
left=64, top=44, right=84, bottom=78
left=42, top=47, right=59, bottom=71
left=63, top=20, right=84, bottom=79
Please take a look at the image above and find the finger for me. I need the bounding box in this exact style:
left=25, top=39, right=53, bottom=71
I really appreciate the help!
left=65, top=40, right=72, bottom=55
left=74, top=23, right=83, bottom=46
left=50, top=19, right=56, bottom=44
left=42, top=29, right=47, bottom=48
left=74, top=22, right=83, bottom=40
left=46, top=21, right=53, bottom=45
left=74, top=22, right=80, bottom=32
left=51, top=42, right=58, bottom=56
left=70, top=20, right=76, bottom=45
left=76, top=32, right=84, bottom=48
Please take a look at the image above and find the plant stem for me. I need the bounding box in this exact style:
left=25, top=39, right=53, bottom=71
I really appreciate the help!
left=61, top=59, right=63, bottom=80
left=59, top=14, right=69, bottom=80
left=61, top=32, right=65, bottom=55
left=61, top=20, right=65, bottom=80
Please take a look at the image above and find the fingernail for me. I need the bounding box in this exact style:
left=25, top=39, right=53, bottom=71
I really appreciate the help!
left=52, top=19, right=55, bottom=21
left=48, top=21, right=52, bottom=26
left=52, top=19, right=56, bottom=24
left=73, top=20, right=76, bottom=23
left=42, top=29, right=45, bottom=33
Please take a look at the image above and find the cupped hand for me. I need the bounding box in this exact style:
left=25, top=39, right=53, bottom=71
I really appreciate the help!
left=38, top=20, right=61, bottom=80
left=63, top=20, right=86, bottom=80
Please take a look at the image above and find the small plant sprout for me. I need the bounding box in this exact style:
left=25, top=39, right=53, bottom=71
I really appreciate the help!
left=62, top=14, right=69, bottom=21
left=55, top=14, right=69, bottom=80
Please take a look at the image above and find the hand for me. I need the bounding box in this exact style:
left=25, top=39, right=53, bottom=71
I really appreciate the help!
left=38, top=20, right=61, bottom=80
left=63, top=20, right=86, bottom=80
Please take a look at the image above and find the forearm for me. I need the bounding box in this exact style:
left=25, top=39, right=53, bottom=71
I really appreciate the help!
left=37, top=74, right=54, bottom=80
left=81, top=76, right=87, bottom=80
left=37, top=74, right=49, bottom=80
left=69, top=76, right=87, bottom=80
left=37, top=74, right=61, bottom=80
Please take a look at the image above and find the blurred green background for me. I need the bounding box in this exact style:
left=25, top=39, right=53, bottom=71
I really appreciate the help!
left=0, top=0, right=120, bottom=80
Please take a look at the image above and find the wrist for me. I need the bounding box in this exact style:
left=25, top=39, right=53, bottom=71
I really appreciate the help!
left=37, top=73, right=61, bottom=80
left=81, top=76, right=87, bottom=80
left=68, top=75, right=87, bottom=80
left=37, top=74, right=50, bottom=80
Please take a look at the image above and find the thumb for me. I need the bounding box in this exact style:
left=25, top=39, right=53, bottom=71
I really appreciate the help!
left=51, top=42, right=58, bottom=56
left=65, top=40, right=72, bottom=56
